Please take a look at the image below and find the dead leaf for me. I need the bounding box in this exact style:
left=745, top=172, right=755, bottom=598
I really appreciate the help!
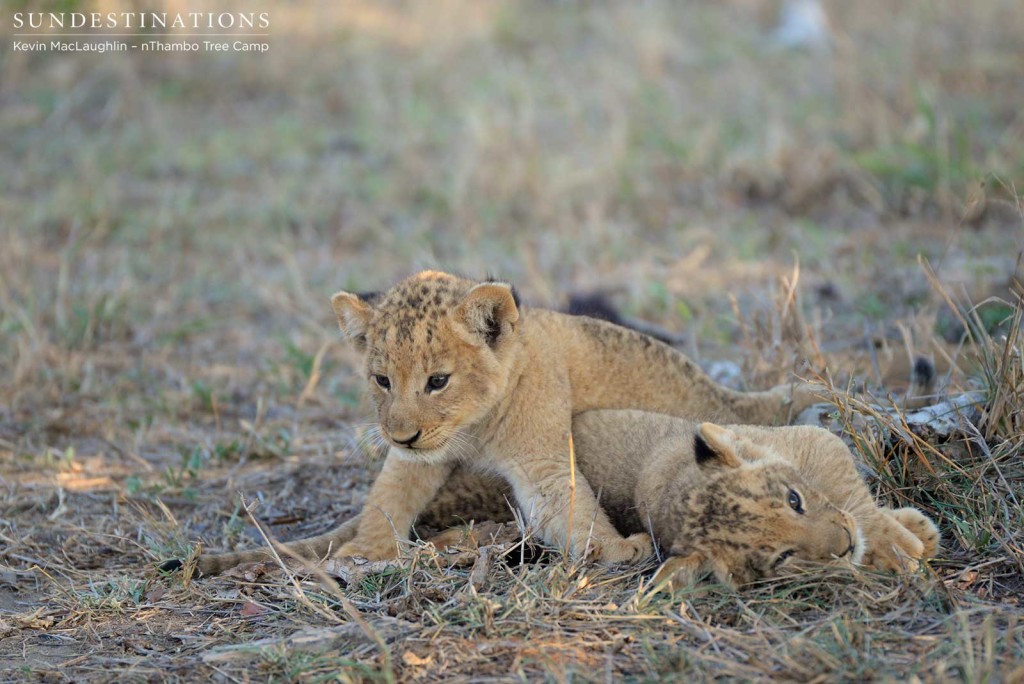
left=240, top=601, right=268, bottom=617
left=402, top=650, right=434, bottom=667
left=957, top=570, right=979, bottom=589
left=144, top=584, right=167, bottom=602
left=5, top=609, right=55, bottom=633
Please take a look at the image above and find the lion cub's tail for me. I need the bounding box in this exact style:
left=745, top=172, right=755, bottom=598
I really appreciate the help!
left=159, top=516, right=361, bottom=577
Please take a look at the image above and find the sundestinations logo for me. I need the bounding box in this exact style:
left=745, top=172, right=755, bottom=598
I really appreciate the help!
left=12, top=12, right=270, bottom=30
left=9, top=11, right=271, bottom=54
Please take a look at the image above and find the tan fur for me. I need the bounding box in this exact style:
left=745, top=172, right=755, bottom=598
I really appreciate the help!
left=192, top=271, right=823, bottom=575
left=567, top=411, right=939, bottom=588
left=192, top=411, right=938, bottom=584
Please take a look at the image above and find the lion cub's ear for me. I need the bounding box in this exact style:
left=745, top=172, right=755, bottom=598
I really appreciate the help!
left=455, top=282, right=520, bottom=348
left=694, top=423, right=743, bottom=469
left=330, top=291, right=374, bottom=352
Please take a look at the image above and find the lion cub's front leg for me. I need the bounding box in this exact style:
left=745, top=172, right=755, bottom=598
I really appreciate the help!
left=597, top=531, right=656, bottom=564
left=887, top=506, right=940, bottom=559
left=335, top=452, right=453, bottom=561
left=503, top=443, right=653, bottom=565
left=859, top=507, right=939, bottom=573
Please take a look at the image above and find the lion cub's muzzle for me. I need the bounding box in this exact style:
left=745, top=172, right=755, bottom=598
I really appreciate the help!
left=839, top=525, right=857, bottom=559
left=392, top=430, right=422, bottom=448
left=836, top=512, right=864, bottom=563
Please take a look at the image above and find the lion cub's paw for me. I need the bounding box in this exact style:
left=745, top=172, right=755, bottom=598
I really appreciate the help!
left=335, top=540, right=400, bottom=562
left=593, top=532, right=655, bottom=565
left=862, top=543, right=921, bottom=574
left=861, top=519, right=925, bottom=574
left=888, top=507, right=940, bottom=558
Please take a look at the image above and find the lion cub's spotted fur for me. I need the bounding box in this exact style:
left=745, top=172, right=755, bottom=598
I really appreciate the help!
left=573, top=411, right=939, bottom=587
left=191, top=271, right=824, bottom=575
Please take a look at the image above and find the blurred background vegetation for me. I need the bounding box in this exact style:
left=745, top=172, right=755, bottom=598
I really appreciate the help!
left=2, top=0, right=1023, bottom=494
left=3, top=0, right=1024, bottom=487
left=3, top=1, right=1022, bottom=372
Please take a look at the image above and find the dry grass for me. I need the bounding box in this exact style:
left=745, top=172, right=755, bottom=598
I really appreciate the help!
left=2, top=0, right=1023, bottom=681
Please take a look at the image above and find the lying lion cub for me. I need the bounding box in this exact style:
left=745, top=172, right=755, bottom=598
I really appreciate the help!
left=181, top=411, right=938, bottom=587
left=574, top=410, right=940, bottom=587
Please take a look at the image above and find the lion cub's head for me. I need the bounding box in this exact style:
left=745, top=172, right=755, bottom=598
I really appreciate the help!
left=656, top=423, right=863, bottom=589
left=330, top=271, right=520, bottom=462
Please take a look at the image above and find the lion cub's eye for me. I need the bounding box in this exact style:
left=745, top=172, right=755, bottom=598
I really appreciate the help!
left=426, top=374, right=450, bottom=392
left=374, top=374, right=391, bottom=390
left=787, top=489, right=805, bottom=515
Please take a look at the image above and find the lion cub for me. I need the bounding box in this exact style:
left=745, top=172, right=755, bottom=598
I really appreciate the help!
left=572, top=411, right=940, bottom=588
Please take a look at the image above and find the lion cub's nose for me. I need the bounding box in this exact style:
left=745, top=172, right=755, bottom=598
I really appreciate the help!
left=393, top=430, right=422, bottom=447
